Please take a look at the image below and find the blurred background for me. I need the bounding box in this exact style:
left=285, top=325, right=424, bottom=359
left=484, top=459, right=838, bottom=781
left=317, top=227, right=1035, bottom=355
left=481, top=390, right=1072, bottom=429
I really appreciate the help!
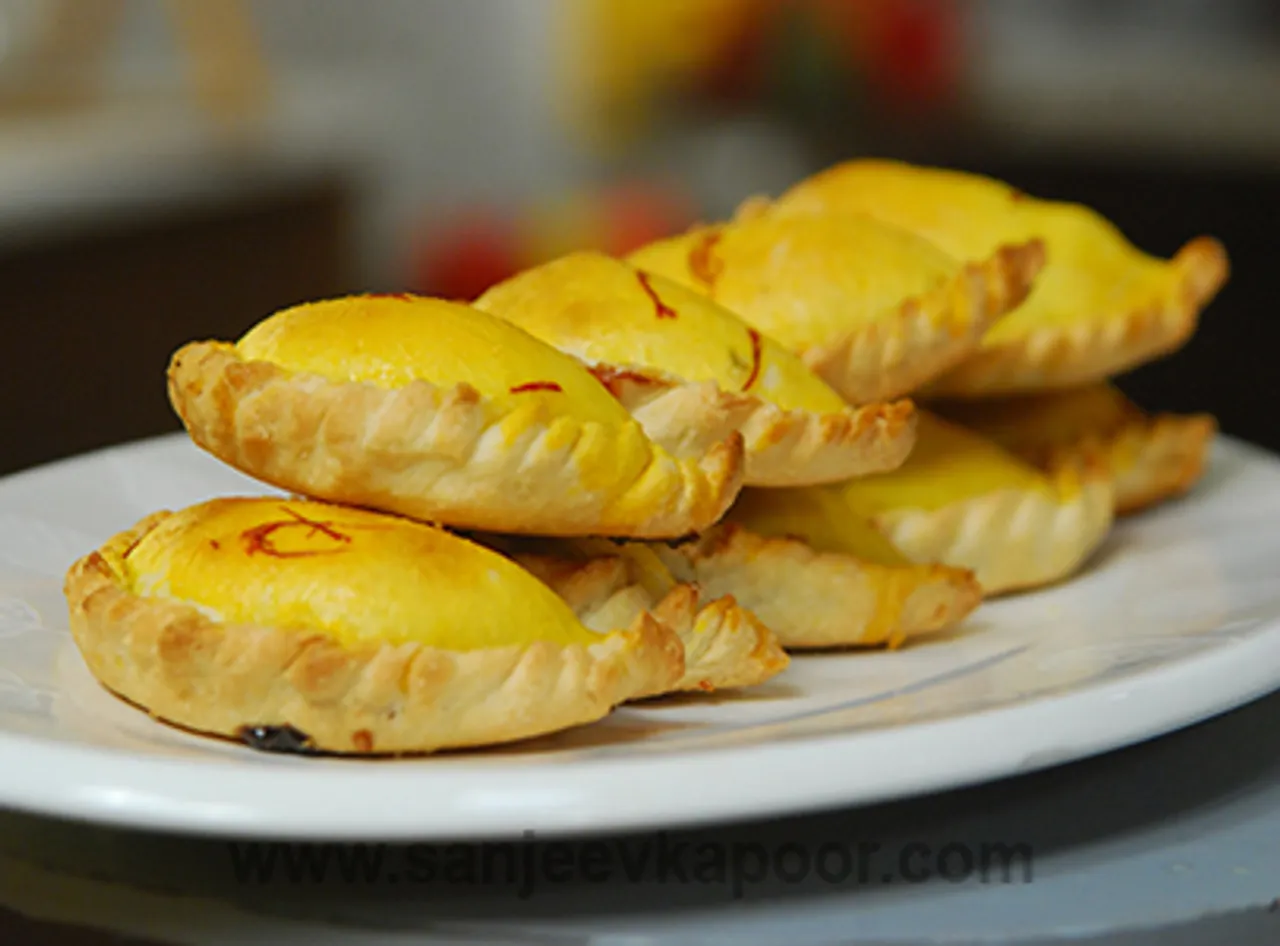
left=2, top=0, right=1277, bottom=475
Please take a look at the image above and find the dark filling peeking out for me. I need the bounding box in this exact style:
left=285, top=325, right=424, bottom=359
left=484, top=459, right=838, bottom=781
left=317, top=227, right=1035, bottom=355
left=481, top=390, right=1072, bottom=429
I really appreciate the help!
left=237, top=724, right=318, bottom=754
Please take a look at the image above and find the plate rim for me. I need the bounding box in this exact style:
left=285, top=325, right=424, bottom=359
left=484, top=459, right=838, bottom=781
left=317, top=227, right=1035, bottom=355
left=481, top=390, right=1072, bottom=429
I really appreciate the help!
left=0, top=434, right=1276, bottom=840
left=0, top=625, right=1276, bottom=840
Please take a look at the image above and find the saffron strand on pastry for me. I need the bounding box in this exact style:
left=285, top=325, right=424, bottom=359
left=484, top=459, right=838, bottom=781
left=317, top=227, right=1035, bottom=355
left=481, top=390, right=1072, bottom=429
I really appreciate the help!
left=166, top=293, right=745, bottom=538
left=64, top=498, right=684, bottom=754
left=627, top=211, right=1043, bottom=405
left=475, top=249, right=917, bottom=486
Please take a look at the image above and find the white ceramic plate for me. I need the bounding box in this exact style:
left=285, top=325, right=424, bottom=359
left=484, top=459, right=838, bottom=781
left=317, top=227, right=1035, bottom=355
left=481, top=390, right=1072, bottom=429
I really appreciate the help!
left=0, top=434, right=1278, bottom=841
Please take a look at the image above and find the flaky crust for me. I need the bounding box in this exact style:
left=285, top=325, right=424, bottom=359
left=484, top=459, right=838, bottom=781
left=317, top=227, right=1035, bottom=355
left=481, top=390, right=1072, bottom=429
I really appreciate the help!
left=929, top=387, right=1217, bottom=516
left=923, top=237, right=1229, bottom=397
left=1023, top=412, right=1217, bottom=517
left=651, top=524, right=982, bottom=650
left=736, top=395, right=917, bottom=486
left=494, top=542, right=789, bottom=694
left=611, top=371, right=919, bottom=486
left=871, top=463, right=1115, bottom=596
left=64, top=515, right=684, bottom=755
left=167, top=342, right=743, bottom=538
left=578, top=363, right=758, bottom=461
left=1106, top=413, right=1216, bottom=516
left=801, top=241, right=1046, bottom=404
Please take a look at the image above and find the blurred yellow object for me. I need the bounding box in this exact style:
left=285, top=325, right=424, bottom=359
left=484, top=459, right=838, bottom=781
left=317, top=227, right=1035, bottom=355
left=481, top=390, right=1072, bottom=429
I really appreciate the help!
left=558, top=0, right=762, bottom=146
left=0, top=0, right=268, bottom=129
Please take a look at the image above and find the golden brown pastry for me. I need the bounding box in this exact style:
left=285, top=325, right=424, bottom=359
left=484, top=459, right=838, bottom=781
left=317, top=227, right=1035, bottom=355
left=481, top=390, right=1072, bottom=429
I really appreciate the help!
left=475, top=532, right=789, bottom=692
left=64, top=498, right=683, bottom=754
left=727, top=412, right=1115, bottom=595
left=647, top=524, right=981, bottom=650
left=474, top=250, right=917, bottom=486
left=626, top=211, right=1043, bottom=404
left=771, top=159, right=1229, bottom=396
left=931, top=384, right=1217, bottom=516
left=167, top=294, right=744, bottom=538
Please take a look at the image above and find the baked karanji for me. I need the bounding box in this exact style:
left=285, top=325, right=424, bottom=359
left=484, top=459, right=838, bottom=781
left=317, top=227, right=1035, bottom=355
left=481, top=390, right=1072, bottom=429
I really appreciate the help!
left=65, top=498, right=683, bottom=754
left=168, top=294, right=744, bottom=538
left=727, top=413, right=1116, bottom=596
left=474, top=250, right=918, bottom=485
left=63, top=156, right=1228, bottom=755
left=627, top=208, right=1045, bottom=405
left=930, top=384, right=1217, bottom=516
left=770, top=159, right=1229, bottom=397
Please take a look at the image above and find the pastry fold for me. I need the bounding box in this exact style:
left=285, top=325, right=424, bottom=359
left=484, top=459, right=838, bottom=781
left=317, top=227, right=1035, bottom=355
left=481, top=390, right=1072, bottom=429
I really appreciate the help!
left=772, top=159, right=1229, bottom=397
left=627, top=211, right=1043, bottom=404
left=932, top=384, right=1217, bottom=515
left=649, top=524, right=981, bottom=650
left=475, top=250, right=916, bottom=486
left=167, top=295, right=744, bottom=538
left=64, top=499, right=683, bottom=754
left=476, top=532, right=790, bottom=693
left=727, top=413, right=1115, bottom=596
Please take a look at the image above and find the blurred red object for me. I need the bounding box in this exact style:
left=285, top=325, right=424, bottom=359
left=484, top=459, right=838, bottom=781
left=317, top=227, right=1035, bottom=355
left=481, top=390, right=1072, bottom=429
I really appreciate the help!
left=816, top=0, right=962, bottom=111
left=869, top=0, right=961, bottom=109
left=595, top=182, right=697, bottom=257
left=408, top=181, right=696, bottom=300
left=409, top=211, right=520, bottom=302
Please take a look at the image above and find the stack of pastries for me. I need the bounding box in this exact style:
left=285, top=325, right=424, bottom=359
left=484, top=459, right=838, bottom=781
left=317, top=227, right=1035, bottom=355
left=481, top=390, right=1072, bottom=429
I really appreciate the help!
left=63, top=160, right=1228, bottom=755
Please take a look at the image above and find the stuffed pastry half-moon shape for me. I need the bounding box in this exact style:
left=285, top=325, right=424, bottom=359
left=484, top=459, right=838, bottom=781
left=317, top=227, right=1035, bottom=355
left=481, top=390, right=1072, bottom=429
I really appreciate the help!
left=772, top=159, right=1229, bottom=397
left=646, top=523, right=981, bottom=651
left=931, top=384, right=1217, bottom=516
left=726, top=412, right=1115, bottom=596
left=167, top=294, right=744, bottom=538
left=474, top=250, right=917, bottom=486
left=63, top=498, right=683, bottom=754
left=472, top=531, right=789, bottom=693
left=626, top=211, right=1044, bottom=405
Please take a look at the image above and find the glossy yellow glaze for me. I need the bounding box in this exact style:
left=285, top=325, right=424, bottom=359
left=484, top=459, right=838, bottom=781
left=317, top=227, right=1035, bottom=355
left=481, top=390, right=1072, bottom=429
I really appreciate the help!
left=624, top=223, right=715, bottom=290
left=837, top=412, right=1051, bottom=513
left=628, top=215, right=959, bottom=351
left=729, top=411, right=1055, bottom=558
left=236, top=294, right=629, bottom=425
left=115, top=498, right=602, bottom=650
left=476, top=251, right=848, bottom=413
left=774, top=159, right=1190, bottom=343
left=727, top=487, right=913, bottom=567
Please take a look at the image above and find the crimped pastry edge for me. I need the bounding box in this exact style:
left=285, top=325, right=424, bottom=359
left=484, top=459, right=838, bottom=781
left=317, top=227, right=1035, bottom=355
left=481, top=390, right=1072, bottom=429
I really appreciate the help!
left=652, top=524, right=982, bottom=650
left=736, top=395, right=918, bottom=486
left=573, top=363, right=759, bottom=463
left=801, top=240, right=1047, bottom=405
left=922, top=237, right=1229, bottom=397
left=605, top=366, right=920, bottom=486
left=497, top=542, right=789, bottom=694
left=675, top=593, right=791, bottom=690
left=166, top=341, right=744, bottom=538
left=64, top=513, right=684, bottom=755
left=1026, top=412, right=1218, bottom=517
left=871, top=463, right=1116, bottom=596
